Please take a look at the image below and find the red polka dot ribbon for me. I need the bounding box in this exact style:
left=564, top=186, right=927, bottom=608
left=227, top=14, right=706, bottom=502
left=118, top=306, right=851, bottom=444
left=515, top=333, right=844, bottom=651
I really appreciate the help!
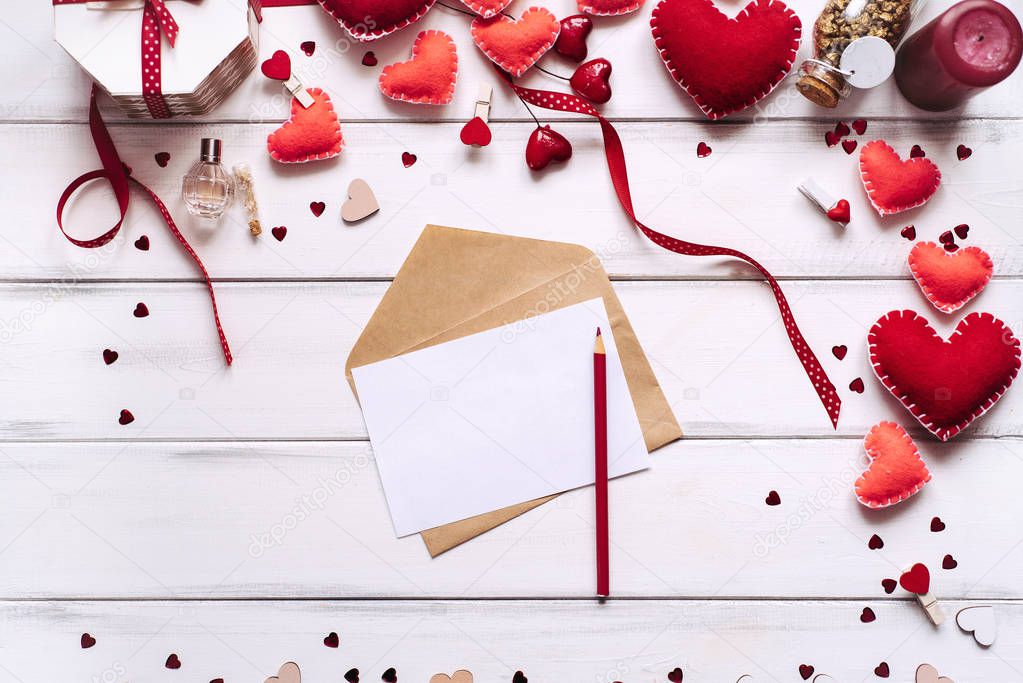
left=498, top=70, right=841, bottom=428
left=56, top=86, right=233, bottom=365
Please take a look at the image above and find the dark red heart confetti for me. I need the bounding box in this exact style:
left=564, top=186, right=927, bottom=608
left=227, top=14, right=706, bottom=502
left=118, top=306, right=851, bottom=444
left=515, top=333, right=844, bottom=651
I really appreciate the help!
left=555, top=15, right=592, bottom=62
left=943, top=554, right=958, bottom=569
left=849, top=377, right=865, bottom=393
left=460, top=116, right=492, bottom=147
left=910, top=144, right=926, bottom=158
left=938, top=229, right=955, bottom=244
left=900, top=225, right=916, bottom=241
left=765, top=490, right=781, bottom=506
left=402, top=152, right=417, bottom=167
left=874, top=661, right=890, bottom=678
left=881, top=578, right=897, bottom=594
left=944, top=243, right=960, bottom=253
left=826, top=199, right=851, bottom=223
left=799, top=664, right=814, bottom=680
left=346, top=669, right=360, bottom=683
left=900, top=563, right=930, bottom=594
left=133, top=303, right=149, bottom=318
left=868, top=533, right=884, bottom=550
left=842, top=139, right=858, bottom=155
left=930, top=516, right=945, bottom=532
left=382, top=668, right=397, bottom=683
left=362, top=51, right=378, bottom=67
left=956, top=144, right=972, bottom=160
left=301, top=40, right=316, bottom=56
left=824, top=130, right=841, bottom=148
left=324, top=631, right=339, bottom=648
left=696, top=141, right=712, bottom=158
left=211, top=680, right=224, bottom=683
left=80, top=633, right=96, bottom=648
left=834, top=121, right=850, bottom=137
left=261, top=50, right=291, bottom=81
left=102, top=349, right=118, bottom=365
left=512, top=672, right=527, bottom=683
left=310, top=201, right=326, bottom=217
left=118, top=409, right=134, bottom=425
left=570, top=58, right=613, bottom=104
left=860, top=607, right=876, bottom=623
left=134, top=235, right=150, bottom=251
left=852, top=118, right=867, bottom=135
left=954, top=223, right=970, bottom=240
left=526, top=125, right=572, bottom=171
left=832, top=345, right=847, bottom=360
left=165, top=653, right=181, bottom=669
left=154, top=152, right=170, bottom=167
left=667, top=667, right=683, bottom=683
left=271, top=226, right=287, bottom=242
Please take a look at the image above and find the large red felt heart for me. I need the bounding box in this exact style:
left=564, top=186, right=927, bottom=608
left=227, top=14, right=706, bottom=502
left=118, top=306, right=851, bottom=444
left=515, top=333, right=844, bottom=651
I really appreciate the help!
left=579, top=0, right=645, bottom=15
left=460, top=0, right=512, bottom=18
left=471, top=7, right=561, bottom=77
left=316, top=0, right=436, bottom=41
left=909, top=241, right=993, bottom=313
left=650, top=0, right=801, bottom=120
left=855, top=421, right=931, bottom=509
left=859, top=140, right=941, bottom=216
left=868, top=310, right=1021, bottom=441
left=266, top=88, right=344, bottom=164
left=379, top=31, right=458, bottom=105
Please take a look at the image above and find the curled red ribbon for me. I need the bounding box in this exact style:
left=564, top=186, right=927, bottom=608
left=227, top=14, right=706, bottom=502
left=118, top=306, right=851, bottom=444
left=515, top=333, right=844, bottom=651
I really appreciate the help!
left=498, top=70, right=841, bottom=428
left=57, top=86, right=233, bottom=365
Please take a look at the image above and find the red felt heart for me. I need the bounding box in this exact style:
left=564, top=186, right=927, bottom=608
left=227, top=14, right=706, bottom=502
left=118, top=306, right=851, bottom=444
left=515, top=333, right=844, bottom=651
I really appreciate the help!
left=570, top=58, right=613, bottom=103
left=859, top=140, right=941, bottom=216
left=379, top=30, right=458, bottom=105
left=555, top=15, right=592, bottom=61
left=900, top=562, right=930, bottom=594
left=261, top=50, right=291, bottom=81
left=855, top=421, right=931, bottom=509
left=460, top=116, right=492, bottom=147
left=868, top=310, right=1021, bottom=440
left=909, top=241, right=993, bottom=313
left=460, top=0, right=512, bottom=18
left=267, top=88, right=344, bottom=164
left=316, top=0, right=436, bottom=41
left=650, top=0, right=801, bottom=120
left=579, top=0, right=645, bottom=14
left=826, top=199, right=850, bottom=223
left=471, top=7, right=560, bottom=77
left=526, top=125, right=572, bottom=170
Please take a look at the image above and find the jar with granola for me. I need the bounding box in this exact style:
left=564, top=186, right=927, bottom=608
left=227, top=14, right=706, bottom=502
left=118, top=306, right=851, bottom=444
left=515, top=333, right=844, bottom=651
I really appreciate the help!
left=797, top=0, right=921, bottom=107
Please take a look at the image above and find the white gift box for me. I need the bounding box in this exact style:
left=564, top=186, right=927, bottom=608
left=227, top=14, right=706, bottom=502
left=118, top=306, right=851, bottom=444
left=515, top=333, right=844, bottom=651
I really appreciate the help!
left=53, top=0, right=260, bottom=117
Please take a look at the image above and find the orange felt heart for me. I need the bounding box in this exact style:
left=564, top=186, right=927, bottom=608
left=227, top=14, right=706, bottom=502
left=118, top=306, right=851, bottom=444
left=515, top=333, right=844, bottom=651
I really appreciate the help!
left=855, top=421, right=931, bottom=509
left=266, top=88, right=344, bottom=164
left=859, top=140, right=941, bottom=216
left=460, top=0, right=512, bottom=18
left=909, top=241, right=993, bottom=313
left=379, top=30, right=458, bottom=105
left=579, top=0, right=645, bottom=14
left=471, top=7, right=560, bottom=77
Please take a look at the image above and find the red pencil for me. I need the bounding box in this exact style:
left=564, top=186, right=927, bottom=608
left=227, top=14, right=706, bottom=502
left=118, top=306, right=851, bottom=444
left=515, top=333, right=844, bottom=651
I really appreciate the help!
left=594, top=327, right=609, bottom=597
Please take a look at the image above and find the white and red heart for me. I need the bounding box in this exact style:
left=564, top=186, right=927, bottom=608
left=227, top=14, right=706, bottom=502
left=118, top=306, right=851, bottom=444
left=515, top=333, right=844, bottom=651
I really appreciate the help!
left=868, top=309, right=1021, bottom=441
left=859, top=140, right=941, bottom=216
left=578, top=0, right=645, bottom=14
left=379, top=30, right=458, bottom=105
left=650, top=0, right=801, bottom=120
left=471, top=7, right=560, bottom=77
left=315, top=0, right=436, bottom=41
left=909, top=241, right=993, bottom=313
left=855, top=420, right=930, bottom=509
left=267, top=88, right=344, bottom=163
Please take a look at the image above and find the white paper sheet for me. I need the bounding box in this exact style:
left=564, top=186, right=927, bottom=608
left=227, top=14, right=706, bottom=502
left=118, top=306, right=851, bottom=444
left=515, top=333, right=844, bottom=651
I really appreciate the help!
left=352, top=298, right=649, bottom=537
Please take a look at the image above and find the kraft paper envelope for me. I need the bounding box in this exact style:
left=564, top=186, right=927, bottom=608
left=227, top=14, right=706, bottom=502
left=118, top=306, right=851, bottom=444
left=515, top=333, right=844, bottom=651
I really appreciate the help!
left=345, top=225, right=682, bottom=556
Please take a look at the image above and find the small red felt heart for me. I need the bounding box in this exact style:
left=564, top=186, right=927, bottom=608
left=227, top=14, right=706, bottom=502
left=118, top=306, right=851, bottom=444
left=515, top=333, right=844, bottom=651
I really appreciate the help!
left=526, top=125, right=572, bottom=170
left=555, top=15, right=592, bottom=61
left=881, top=578, right=897, bottom=594
left=570, top=58, right=613, bottom=103
left=765, top=490, right=781, bottom=505
left=165, top=654, right=181, bottom=670
left=301, top=40, right=316, bottom=56
left=957, top=144, right=973, bottom=160
left=826, top=199, right=850, bottom=224
left=852, top=118, right=868, bottom=135
left=931, top=516, right=945, bottom=532
left=267, top=88, right=344, bottom=164
left=868, top=533, right=884, bottom=549
left=842, top=139, right=858, bottom=155
left=859, top=140, right=941, bottom=216
left=868, top=310, right=1021, bottom=440
left=579, top=0, right=645, bottom=14
left=133, top=302, right=149, bottom=318
left=943, top=554, right=957, bottom=569
left=118, top=409, right=134, bottom=425
left=471, top=7, right=560, bottom=77
left=402, top=152, right=418, bottom=167
left=81, top=633, right=96, bottom=649
left=379, top=30, right=458, bottom=105
left=324, top=631, right=340, bottom=648
left=900, top=562, right=930, bottom=594
left=798, top=664, right=814, bottom=680
left=310, top=201, right=326, bottom=217
left=460, top=0, right=512, bottom=18
left=460, top=116, right=492, bottom=147
left=271, top=226, right=288, bottom=242
left=860, top=607, right=876, bottom=623
left=696, top=141, right=712, bottom=158
left=316, top=0, right=436, bottom=41
left=901, top=225, right=916, bottom=240
left=855, top=421, right=931, bottom=509
left=134, top=235, right=150, bottom=251
left=832, top=344, right=847, bottom=360
left=154, top=151, right=170, bottom=167
left=261, top=50, right=291, bottom=80
left=103, top=349, right=118, bottom=365
left=651, top=0, right=801, bottom=120
left=909, top=241, right=993, bottom=313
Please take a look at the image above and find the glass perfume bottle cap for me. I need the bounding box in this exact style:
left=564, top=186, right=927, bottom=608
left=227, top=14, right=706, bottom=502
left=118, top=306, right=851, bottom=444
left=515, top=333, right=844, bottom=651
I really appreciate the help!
left=200, top=138, right=223, bottom=163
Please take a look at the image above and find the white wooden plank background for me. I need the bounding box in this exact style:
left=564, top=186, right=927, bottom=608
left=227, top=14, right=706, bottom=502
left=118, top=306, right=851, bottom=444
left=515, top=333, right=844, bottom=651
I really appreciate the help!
left=2, top=0, right=1022, bottom=680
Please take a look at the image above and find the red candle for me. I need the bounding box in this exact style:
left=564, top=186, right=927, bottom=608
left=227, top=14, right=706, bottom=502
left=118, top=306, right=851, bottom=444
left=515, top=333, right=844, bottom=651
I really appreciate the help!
left=895, top=0, right=1022, bottom=111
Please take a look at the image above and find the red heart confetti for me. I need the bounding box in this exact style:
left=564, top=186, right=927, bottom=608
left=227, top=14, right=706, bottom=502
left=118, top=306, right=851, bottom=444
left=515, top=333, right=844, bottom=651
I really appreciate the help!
left=310, top=201, right=326, bottom=217
left=954, top=223, right=970, bottom=240
left=271, top=226, right=288, bottom=242
left=849, top=377, right=865, bottom=393
left=860, top=607, right=876, bottom=623
left=346, top=669, right=360, bottom=683
left=931, top=516, right=945, bottom=532
left=909, top=144, right=926, bottom=158
left=460, top=116, right=492, bottom=147
left=825, top=130, right=841, bottom=147
left=324, top=631, right=340, bottom=648
left=938, top=230, right=955, bottom=245
left=667, top=667, right=683, bottom=683
left=901, top=225, right=916, bottom=240
left=526, top=125, right=573, bottom=171
left=696, top=141, right=712, bottom=158
left=799, top=664, right=814, bottom=680
left=908, top=241, right=992, bottom=313
left=900, top=562, right=930, bottom=594
left=402, top=152, right=418, bottom=167
left=382, top=668, right=398, bottom=683
left=956, top=144, right=972, bottom=160
left=570, top=58, right=613, bottom=104
left=118, top=409, right=134, bottom=425
left=81, top=633, right=96, bottom=649
left=555, top=15, right=593, bottom=61
left=165, top=654, right=181, bottom=670
left=134, top=235, right=150, bottom=251
left=875, top=662, right=890, bottom=678
left=362, top=51, right=378, bottom=66
left=842, top=139, right=858, bottom=155
left=154, top=151, right=170, bottom=167
left=133, top=302, right=149, bottom=318
left=513, top=672, right=527, bottom=683
left=852, top=118, right=868, bottom=135
left=881, top=578, right=897, bottom=594
left=834, top=121, right=850, bottom=138
left=943, top=554, right=958, bottom=569
left=859, top=140, right=942, bottom=216
left=944, top=243, right=959, bottom=253
left=832, top=345, right=847, bottom=360
left=868, top=533, right=884, bottom=550
left=471, top=7, right=561, bottom=77
left=826, top=199, right=851, bottom=223
left=765, top=490, right=781, bottom=506
left=212, top=679, right=224, bottom=683
left=261, top=50, right=291, bottom=80
left=301, top=40, right=316, bottom=56
left=102, top=349, right=118, bottom=365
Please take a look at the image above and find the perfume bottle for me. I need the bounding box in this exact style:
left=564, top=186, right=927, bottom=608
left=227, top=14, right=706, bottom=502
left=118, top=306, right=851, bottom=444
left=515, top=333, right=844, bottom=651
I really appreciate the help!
left=182, top=138, right=234, bottom=219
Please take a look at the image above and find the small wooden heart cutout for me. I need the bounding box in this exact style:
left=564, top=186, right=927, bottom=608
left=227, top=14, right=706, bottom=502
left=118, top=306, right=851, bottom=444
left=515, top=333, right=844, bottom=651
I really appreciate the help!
left=341, top=179, right=380, bottom=223
left=956, top=605, right=996, bottom=646
left=916, top=663, right=954, bottom=683
left=429, top=670, right=474, bottom=683
left=266, top=662, right=301, bottom=683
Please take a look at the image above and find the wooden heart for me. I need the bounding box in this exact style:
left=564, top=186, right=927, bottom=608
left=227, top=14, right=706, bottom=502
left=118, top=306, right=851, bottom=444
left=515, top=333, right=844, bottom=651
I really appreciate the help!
left=266, top=88, right=344, bottom=164
left=379, top=30, right=458, bottom=105
left=854, top=421, right=930, bottom=509
left=265, top=662, right=301, bottom=683
left=430, top=671, right=474, bottom=683
left=916, top=663, right=954, bottom=683
left=956, top=605, right=996, bottom=646
left=909, top=241, right=993, bottom=313
left=341, top=179, right=380, bottom=223
left=471, top=7, right=560, bottom=77
left=859, top=140, right=941, bottom=216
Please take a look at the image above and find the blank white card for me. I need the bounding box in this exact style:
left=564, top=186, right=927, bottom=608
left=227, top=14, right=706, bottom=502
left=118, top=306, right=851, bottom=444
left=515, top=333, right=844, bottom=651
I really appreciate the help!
left=352, top=298, right=649, bottom=537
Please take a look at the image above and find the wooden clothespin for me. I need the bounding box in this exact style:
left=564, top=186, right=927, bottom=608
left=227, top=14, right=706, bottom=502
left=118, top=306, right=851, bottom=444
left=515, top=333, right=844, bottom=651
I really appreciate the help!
left=473, top=84, right=493, bottom=123
left=900, top=562, right=944, bottom=625
left=284, top=74, right=315, bottom=109
left=797, top=177, right=850, bottom=226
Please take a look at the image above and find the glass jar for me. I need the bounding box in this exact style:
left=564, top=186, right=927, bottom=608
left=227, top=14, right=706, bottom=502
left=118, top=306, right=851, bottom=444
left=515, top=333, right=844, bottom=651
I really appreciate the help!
left=797, top=0, right=919, bottom=107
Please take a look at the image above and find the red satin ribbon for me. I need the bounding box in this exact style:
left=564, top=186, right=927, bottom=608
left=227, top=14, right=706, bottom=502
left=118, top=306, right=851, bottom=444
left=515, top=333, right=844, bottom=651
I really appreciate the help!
left=498, top=71, right=841, bottom=428
left=56, top=86, right=233, bottom=365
